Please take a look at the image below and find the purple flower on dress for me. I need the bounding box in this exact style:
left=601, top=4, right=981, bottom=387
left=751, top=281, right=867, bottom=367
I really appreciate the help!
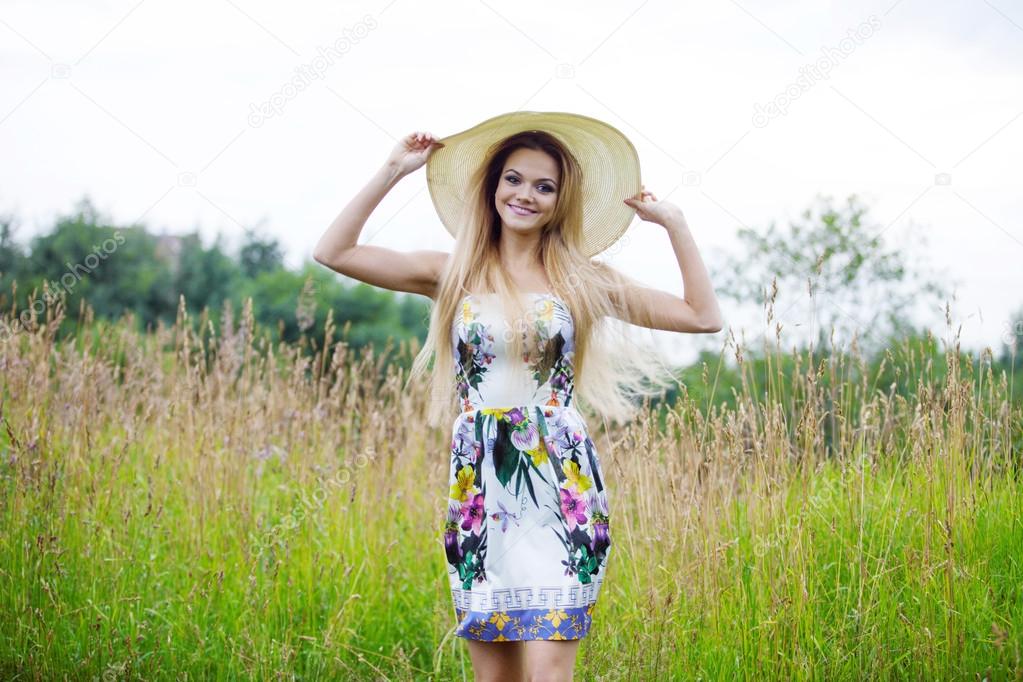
left=444, top=503, right=463, bottom=563
left=461, top=493, right=485, bottom=534
left=589, top=493, right=610, bottom=553
left=505, top=407, right=527, bottom=426
left=559, top=488, right=588, bottom=531
left=452, top=420, right=478, bottom=462
left=510, top=422, right=539, bottom=452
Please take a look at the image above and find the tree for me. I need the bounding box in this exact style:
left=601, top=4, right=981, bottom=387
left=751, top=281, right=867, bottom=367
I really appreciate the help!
left=23, top=197, right=177, bottom=328
left=173, top=232, right=241, bottom=317
left=239, top=227, right=285, bottom=278
left=715, top=194, right=947, bottom=350
left=0, top=213, right=27, bottom=303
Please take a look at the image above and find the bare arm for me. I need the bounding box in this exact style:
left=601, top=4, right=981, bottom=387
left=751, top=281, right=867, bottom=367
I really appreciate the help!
left=613, top=191, right=723, bottom=333
left=313, top=131, right=449, bottom=299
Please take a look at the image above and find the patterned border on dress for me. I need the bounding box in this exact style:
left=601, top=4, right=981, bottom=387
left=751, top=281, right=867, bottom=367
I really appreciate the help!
left=450, top=577, right=605, bottom=612
left=453, top=602, right=598, bottom=641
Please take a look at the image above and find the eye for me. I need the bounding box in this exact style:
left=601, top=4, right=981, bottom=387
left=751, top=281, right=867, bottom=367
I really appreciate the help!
left=504, top=175, right=556, bottom=193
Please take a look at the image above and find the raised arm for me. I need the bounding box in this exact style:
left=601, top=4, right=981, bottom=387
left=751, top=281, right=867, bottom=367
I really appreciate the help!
left=313, top=131, right=449, bottom=299
left=612, top=188, right=723, bottom=333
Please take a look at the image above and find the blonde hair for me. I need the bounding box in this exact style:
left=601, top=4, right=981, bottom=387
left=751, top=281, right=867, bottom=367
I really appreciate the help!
left=407, top=130, right=677, bottom=428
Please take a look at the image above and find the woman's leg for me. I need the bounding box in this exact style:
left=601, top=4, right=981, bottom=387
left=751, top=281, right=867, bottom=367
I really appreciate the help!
left=466, top=640, right=527, bottom=682
left=522, top=640, right=581, bottom=682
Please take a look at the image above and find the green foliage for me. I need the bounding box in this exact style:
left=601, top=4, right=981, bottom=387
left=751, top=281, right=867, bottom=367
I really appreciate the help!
left=0, top=196, right=431, bottom=354
left=239, top=226, right=285, bottom=278
left=716, top=194, right=948, bottom=350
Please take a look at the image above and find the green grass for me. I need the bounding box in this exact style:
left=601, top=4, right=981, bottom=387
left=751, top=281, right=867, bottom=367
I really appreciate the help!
left=1, top=303, right=1020, bottom=680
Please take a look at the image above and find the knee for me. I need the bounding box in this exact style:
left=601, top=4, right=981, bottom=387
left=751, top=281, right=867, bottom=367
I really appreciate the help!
left=526, top=673, right=572, bottom=682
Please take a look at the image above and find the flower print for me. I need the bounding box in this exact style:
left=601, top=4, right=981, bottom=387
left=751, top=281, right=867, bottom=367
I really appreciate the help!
left=490, top=499, right=521, bottom=532
left=559, top=487, right=588, bottom=531
left=526, top=443, right=548, bottom=467
left=462, top=301, right=473, bottom=324
left=452, top=421, right=479, bottom=462
left=563, top=460, right=593, bottom=494
left=489, top=611, right=512, bottom=631
left=510, top=421, right=539, bottom=452
left=542, top=435, right=560, bottom=459
left=461, top=493, right=486, bottom=534
left=481, top=407, right=510, bottom=421
left=544, top=609, right=569, bottom=627
left=443, top=503, right=463, bottom=564
left=589, top=493, right=610, bottom=555
left=535, top=298, right=555, bottom=322
left=504, top=407, right=527, bottom=426
left=450, top=465, right=476, bottom=502
left=591, top=521, right=610, bottom=554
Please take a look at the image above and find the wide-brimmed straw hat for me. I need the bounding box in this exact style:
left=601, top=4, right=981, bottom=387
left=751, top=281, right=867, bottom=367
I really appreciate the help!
left=426, top=111, right=642, bottom=257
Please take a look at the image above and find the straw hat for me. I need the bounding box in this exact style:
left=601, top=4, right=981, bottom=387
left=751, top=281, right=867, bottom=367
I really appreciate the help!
left=426, top=111, right=642, bottom=257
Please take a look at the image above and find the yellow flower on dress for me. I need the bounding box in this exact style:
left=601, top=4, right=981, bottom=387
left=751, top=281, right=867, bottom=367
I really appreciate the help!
left=481, top=407, right=510, bottom=420
left=563, top=460, right=593, bottom=493
left=449, top=465, right=476, bottom=502
left=462, top=301, right=474, bottom=324
left=526, top=444, right=548, bottom=467
left=550, top=630, right=568, bottom=640
left=536, top=299, right=554, bottom=322
left=544, top=609, right=569, bottom=627
left=494, top=633, right=510, bottom=641
left=489, top=611, right=512, bottom=631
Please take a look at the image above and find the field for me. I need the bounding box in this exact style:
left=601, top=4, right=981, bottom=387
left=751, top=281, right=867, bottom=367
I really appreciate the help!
left=1, top=300, right=1021, bottom=680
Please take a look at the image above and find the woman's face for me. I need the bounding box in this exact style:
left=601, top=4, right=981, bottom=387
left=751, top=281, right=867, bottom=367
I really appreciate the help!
left=494, top=147, right=560, bottom=237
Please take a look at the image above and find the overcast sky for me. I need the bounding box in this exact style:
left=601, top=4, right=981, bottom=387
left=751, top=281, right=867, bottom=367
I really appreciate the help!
left=2, top=0, right=1020, bottom=362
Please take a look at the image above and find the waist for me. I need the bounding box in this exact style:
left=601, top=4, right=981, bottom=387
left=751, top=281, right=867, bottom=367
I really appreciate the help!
left=458, top=401, right=579, bottom=416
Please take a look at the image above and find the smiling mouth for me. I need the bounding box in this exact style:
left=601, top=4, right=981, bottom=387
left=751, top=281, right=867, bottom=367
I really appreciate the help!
left=508, top=204, right=537, bottom=215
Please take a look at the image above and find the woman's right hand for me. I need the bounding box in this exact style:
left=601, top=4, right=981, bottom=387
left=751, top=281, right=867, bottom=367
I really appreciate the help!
left=385, top=131, right=444, bottom=177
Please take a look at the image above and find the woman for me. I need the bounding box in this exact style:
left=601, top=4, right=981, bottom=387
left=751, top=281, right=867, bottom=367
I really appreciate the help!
left=313, top=112, right=722, bottom=682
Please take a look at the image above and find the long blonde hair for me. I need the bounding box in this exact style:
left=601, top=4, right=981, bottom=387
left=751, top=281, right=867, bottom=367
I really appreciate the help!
left=407, top=130, right=677, bottom=428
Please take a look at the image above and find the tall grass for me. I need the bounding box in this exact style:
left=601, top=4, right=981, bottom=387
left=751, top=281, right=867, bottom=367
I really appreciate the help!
left=1, top=294, right=1020, bottom=680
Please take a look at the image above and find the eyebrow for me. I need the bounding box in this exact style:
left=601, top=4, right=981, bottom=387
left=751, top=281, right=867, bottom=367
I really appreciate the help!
left=505, top=168, right=558, bottom=185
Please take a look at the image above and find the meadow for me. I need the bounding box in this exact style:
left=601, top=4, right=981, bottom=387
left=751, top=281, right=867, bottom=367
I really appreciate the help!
left=1, top=296, right=1021, bottom=680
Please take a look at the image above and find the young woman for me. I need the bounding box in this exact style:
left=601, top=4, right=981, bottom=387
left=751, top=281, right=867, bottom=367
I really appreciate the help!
left=314, top=112, right=722, bottom=682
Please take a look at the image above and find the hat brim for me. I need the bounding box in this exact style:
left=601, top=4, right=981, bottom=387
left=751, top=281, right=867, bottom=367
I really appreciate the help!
left=426, top=111, right=641, bottom=258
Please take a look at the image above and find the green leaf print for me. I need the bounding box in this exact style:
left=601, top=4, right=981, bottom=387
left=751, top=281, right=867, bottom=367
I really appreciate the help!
left=492, top=417, right=519, bottom=487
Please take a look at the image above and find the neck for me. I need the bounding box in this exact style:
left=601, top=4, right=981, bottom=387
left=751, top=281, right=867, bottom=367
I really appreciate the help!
left=497, top=228, right=543, bottom=271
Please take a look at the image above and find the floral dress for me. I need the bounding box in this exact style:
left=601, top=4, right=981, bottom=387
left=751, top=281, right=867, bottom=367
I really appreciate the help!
left=444, top=292, right=613, bottom=641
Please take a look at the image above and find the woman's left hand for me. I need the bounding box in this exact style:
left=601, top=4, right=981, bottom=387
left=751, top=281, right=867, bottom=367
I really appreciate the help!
left=623, top=187, right=685, bottom=227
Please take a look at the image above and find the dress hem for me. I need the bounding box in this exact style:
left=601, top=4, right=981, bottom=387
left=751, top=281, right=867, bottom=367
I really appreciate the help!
left=452, top=604, right=597, bottom=642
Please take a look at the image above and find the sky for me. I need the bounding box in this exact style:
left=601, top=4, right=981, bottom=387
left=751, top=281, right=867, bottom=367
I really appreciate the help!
left=2, top=0, right=1021, bottom=364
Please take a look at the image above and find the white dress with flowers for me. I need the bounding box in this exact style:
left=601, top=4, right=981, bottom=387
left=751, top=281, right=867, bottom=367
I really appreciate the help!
left=443, top=292, right=613, bottom=641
